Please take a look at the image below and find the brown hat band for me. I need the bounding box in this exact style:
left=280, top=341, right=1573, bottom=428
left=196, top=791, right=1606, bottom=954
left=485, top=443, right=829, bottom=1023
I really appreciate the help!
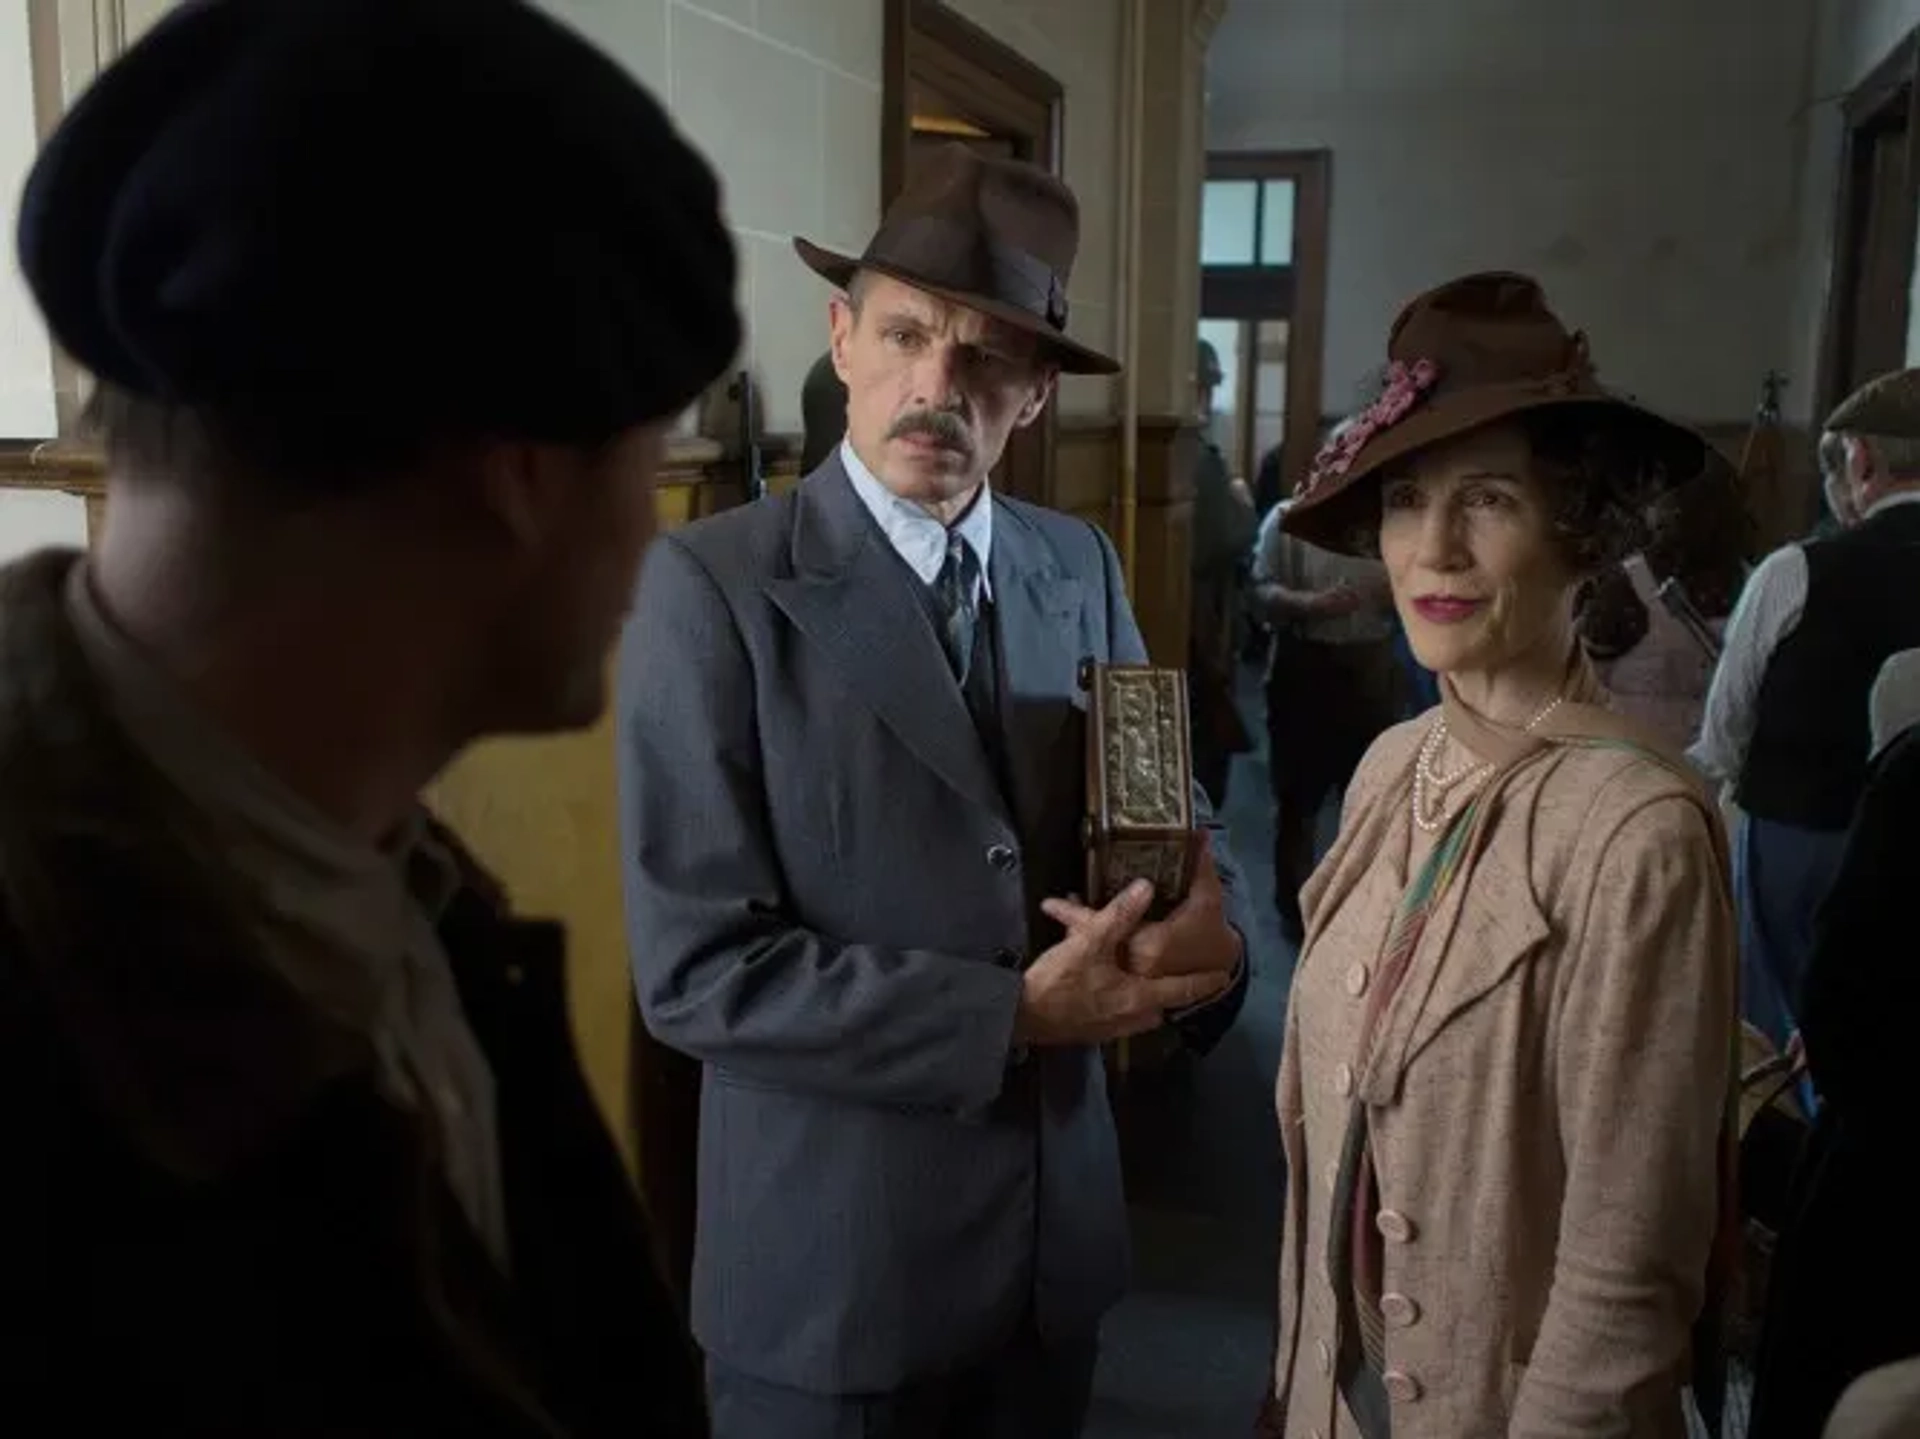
left=871, top=215, right=1069, bottom=330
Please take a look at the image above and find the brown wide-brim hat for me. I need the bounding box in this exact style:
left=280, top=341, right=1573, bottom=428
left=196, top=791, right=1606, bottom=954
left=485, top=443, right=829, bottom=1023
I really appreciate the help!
left=1284, top=271, right=1712, bottom=553
left=794, top=141, right=1119, bottom=375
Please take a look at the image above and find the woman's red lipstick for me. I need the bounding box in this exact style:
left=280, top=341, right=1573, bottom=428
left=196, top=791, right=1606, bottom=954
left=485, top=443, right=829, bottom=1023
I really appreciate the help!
left=1412, top=595, right=1483, bottom=623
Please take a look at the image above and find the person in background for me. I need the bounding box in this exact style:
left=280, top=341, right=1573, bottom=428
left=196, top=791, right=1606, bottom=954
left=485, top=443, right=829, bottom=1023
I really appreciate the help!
left=1868, top=646, right=1920, bottom=754
left=1578, top=456, right=1749, bottom=753
left=1191, top=339, right=1259, bottom=805
left=1261, top=272, right=1734, bottom=1437
left=1750, top=681, right=1920, bottom=1436
left=800, top=350, right=849, bottom=475
left=1689, top=368, right=1920, bottom=1056
left=1253, top=437, right=1292, bottom=522
left=2, top=0, right=738, bottom=1433
left=1250, top=435, right=1400, bottom=946
left=1389, top=618, right=1441, bottom=715
left=1268, top=410, right=1439, bottom=719
left=619, top=144, right=1251, bottom=1439
left=1822, top=1357, right=1920, bottom=1439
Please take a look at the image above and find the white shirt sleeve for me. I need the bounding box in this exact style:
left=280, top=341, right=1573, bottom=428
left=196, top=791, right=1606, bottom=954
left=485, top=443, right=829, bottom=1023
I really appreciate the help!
left=1251, top=504, right=1286, bottom=586
left=1870, top=649, right=1920, bottom=757
left=1686, top=543, right=1810, bottom=785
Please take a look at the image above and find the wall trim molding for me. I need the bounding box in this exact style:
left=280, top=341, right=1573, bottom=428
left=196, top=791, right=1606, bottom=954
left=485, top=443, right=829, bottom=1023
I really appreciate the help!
left=0, top=433, right=816, bottom=502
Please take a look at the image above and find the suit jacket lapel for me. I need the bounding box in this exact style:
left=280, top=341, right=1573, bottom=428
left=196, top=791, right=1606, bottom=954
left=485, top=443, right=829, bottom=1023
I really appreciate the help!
left=988, top=509, right=1084, bottom=842
left=764, top=459, right=1007, bottom=820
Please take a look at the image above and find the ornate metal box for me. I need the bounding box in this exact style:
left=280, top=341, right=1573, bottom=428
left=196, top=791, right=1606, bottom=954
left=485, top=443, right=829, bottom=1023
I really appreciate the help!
left=1078, top=658, right=1196, bottom=915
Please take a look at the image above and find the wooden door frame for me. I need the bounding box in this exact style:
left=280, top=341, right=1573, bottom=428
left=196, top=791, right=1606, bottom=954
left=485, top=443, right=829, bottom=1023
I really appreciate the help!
left=882, top=0, right=1064, bottom=506
left=1201, top=149, right=1332, bottom=501
left=1815, top=29, right=1920, bottom=426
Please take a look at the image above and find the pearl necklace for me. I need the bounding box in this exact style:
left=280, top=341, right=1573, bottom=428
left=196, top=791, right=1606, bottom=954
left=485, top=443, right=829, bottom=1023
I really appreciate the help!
left=1411, top=695, right=1565, bottom=833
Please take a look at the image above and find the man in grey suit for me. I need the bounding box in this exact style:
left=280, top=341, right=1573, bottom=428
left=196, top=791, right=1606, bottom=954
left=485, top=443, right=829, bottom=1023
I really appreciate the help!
left=618, top=143, right=1253, bottom=1438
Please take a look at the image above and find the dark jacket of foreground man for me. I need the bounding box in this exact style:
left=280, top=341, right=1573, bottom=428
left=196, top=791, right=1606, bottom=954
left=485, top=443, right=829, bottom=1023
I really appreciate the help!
left=0, top=552, right=706, bottom=1437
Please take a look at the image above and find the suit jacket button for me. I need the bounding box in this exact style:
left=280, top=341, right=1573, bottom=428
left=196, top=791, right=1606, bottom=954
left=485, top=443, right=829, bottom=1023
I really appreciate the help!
left=986, top=843, right=1018, bottom=872
left=994, top=947, right=1022, bottom=968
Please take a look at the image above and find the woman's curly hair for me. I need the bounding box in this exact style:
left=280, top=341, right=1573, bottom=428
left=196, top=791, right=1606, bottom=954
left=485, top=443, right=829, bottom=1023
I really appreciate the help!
left=1327, top=365, right=1681, bottom=575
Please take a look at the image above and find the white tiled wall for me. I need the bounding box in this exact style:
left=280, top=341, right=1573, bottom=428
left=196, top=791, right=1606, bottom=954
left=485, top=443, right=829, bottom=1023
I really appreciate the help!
left=941, top=0, right=1124, bottom=416
left=538, top=0, right=884, bottom=435
left=33, top=0, right=1130, bottom=439
left=1, top=0, right=55, bottom=437
left=541, top=0, right=1126, bottom=429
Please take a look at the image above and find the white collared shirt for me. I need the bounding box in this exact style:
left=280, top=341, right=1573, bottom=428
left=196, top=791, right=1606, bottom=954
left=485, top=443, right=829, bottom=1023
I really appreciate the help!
left=1872, top=648, right=1920, bottom=757
left=840, top=439, right=993, bottom=604
left=1689, top=489, right=1920, bottom=784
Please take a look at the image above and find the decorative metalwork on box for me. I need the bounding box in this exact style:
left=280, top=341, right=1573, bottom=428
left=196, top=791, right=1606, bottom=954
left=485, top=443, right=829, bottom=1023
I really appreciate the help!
left=1079, top=658, right=1196, bottom=912
left=1101, top=669, right=1189, bottom=830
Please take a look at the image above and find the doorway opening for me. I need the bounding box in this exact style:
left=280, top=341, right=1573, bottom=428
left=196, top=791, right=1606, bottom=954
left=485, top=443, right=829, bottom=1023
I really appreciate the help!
left=1198, top=150, right=1331, bottom=515
left=883, top=0, right=1063, bottom=506
left=1817, top=32, right=1920, bottom=433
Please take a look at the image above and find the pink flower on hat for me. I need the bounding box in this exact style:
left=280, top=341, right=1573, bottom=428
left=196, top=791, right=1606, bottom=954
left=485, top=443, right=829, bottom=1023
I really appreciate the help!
left=1296, top=357, right=1440, bottom=500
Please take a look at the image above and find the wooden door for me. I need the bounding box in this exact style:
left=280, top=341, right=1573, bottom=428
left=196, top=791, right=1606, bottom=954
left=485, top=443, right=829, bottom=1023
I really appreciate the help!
left=1817, top=34, right=1920, bottom=434
left=886, top=1, right=1063, bottom=508
left=1200, top=151, right=1331, bottom=504
left=1840, top=119, right=1913, bottom=399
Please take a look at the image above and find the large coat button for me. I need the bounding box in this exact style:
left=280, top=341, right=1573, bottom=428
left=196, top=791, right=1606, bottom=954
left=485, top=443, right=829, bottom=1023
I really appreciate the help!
left=1376, top=1209, right=1415, bottom=1244
left=1383, top=1369, right=1423, bottom=1403
left=1381, top=1292, right=1421, bottom=1328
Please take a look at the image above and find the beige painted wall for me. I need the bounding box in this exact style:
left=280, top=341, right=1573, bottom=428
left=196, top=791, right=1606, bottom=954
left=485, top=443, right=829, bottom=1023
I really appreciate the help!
left=1208, top=0, right=1814, bottom=427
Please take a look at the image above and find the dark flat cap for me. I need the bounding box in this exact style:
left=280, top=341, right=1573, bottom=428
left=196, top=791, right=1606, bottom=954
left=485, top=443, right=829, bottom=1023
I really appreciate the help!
left=18, top=0, right=740, bottom=447
left=1827, top=367, right=1920, bottom=441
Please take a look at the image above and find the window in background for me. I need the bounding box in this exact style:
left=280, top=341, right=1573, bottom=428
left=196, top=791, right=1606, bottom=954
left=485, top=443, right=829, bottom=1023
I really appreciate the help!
left=1250, top=319, right=1290, bottom=476
left=1197, top=315, right=1244, bottom=468
left=1260, top=181, right=1295, bottom=266
left=1201, top=180, right=1259, bottom=266
left=1198, top=152, right=1328, bottom=501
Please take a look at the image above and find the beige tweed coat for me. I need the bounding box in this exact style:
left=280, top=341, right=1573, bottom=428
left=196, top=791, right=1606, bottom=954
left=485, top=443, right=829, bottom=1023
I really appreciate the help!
left=1271, top=711, right=1736, bottom=1438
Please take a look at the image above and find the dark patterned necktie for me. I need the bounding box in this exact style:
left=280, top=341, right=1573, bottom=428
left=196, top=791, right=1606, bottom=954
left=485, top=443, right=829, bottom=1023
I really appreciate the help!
left=933, top=532, right=979, bottom=684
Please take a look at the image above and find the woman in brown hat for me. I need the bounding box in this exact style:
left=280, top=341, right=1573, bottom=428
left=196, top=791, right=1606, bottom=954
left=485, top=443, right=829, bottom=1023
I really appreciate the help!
left=1262, top=273, right=1738, bottom=1437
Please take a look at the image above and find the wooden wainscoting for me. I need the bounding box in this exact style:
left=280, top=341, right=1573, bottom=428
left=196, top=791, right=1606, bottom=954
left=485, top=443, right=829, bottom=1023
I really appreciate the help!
left=1130, top=416, right=1198, bottom=668
left=1055, top=415, right=1119, bottom=532
left=1054, top=412, right=1196, bottom=667
left=0, top=441, right=106, bottom=533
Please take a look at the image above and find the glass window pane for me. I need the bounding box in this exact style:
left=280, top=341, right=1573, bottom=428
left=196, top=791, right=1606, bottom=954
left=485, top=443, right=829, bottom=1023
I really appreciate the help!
left=1201, top=181, right=1258, bottom=266
left=1260, top=179, right=1296, bottom=267
left=1251, top=319, right=1289, bottom=474
left=1197, top=318, right=1243, bottom=462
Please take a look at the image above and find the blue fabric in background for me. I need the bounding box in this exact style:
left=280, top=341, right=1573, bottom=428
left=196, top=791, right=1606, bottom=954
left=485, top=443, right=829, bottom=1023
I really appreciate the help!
left=1393, top=624, right=1439, bottom=714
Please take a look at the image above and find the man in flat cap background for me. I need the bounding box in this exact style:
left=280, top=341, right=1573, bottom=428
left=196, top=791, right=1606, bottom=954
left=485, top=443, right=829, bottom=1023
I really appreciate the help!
left=2, top=0, right=737, bottom=1434
left=1691, top=367, right=1920, bottom=1074
left=618, top=142, right=1252, bottom=1436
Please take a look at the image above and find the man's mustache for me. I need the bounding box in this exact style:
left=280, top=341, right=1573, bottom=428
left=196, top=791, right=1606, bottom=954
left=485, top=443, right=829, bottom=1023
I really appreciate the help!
left=887, top=410, right=972, bottom=454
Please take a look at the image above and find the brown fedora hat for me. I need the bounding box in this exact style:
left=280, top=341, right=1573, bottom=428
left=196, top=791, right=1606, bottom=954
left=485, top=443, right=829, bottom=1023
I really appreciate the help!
left=1284, top=271, right=1710, bottom=550
left=794, top=142, right=1119, bottom=375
